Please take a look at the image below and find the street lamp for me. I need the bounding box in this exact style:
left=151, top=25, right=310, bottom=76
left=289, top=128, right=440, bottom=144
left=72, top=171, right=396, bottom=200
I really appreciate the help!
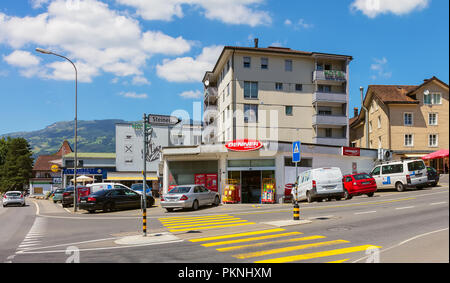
left=36, top=48, right=79, bottom=212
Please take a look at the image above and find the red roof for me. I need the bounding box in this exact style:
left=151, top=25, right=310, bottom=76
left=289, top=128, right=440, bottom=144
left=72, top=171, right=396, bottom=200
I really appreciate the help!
left=32, top=140, right=73, bottom=171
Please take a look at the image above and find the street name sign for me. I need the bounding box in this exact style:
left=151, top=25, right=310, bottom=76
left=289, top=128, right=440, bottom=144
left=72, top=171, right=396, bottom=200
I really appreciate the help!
left=147, top=114, right=181, bottom=125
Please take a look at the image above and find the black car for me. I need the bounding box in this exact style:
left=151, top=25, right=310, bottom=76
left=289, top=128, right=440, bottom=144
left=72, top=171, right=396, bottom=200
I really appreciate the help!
left=78, top=188, right=155, bottom=213
left=426, top=166, right=439, bottom=187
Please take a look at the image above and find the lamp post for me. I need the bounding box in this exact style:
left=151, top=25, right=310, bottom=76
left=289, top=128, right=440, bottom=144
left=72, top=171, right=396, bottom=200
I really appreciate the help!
left=36, top=48, right=79, bottom=212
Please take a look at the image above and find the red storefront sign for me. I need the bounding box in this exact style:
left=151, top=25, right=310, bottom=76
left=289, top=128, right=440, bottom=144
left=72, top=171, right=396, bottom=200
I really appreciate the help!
left=225, top=139, right=263, bottom=152
left=342, top=147, right=361, bottom=156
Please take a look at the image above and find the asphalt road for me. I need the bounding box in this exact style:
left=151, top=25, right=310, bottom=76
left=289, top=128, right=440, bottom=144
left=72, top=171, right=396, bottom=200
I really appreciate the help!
left=1, top=180, right=448, bottom=263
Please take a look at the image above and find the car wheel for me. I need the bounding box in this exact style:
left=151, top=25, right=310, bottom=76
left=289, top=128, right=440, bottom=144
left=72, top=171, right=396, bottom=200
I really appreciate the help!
left=53, top=200, right=57, bottom=203
left=432, top=182, right=437, bottom=187
left=103, top=202, right=114, bottom=213
left=344, top=189, right=352, bottom=200
left=335, top=197, right=342, bottom=201
left=146, top=198, right=154, bottom=208
left=166, top=208, right=174, bottom=212
left=367, top=192, right=374, bottom=197
left=213, top=196, right=220, bottom=206
left=192, top=200, right=199, bottom=211
left=88, top=210, right=95, bottom=214
left=306, top=192, right=313, bottom=203
left=396, top=182, right=405, bottom=192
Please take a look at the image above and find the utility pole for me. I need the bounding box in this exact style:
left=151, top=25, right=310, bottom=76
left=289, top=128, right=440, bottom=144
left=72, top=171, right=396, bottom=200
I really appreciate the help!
left=142, top=113, right=148, bottom=237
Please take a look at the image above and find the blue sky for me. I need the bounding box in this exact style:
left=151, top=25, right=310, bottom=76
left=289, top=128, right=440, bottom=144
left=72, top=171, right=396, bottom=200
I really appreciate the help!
left=0, top=0, right=448, bottom=135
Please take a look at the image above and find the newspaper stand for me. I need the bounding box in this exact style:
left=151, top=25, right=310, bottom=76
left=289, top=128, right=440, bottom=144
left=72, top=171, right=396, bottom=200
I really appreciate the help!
left=222, top=179, right=240, bottom=204
left=261, top=178, right=276, bottom=204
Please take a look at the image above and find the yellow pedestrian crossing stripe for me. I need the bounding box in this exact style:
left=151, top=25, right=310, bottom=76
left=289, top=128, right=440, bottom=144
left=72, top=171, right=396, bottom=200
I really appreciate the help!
left=189, top=228, right=381, bottom=263
left=159, top=214, right=256, bottom=232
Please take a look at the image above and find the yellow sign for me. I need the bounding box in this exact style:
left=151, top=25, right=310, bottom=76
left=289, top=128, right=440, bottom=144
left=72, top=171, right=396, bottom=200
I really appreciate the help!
left=51, top=164, right=60, bottom=173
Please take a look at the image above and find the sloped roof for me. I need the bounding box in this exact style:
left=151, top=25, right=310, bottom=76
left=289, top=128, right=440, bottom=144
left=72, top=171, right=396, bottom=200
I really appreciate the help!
left=32, top=140, right=73, bottom=171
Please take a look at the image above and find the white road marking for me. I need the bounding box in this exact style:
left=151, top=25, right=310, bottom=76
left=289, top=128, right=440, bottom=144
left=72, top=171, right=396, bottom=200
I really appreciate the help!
left=430, top=202, right=447, bottom=205
left=395, top=206, right=415, bottom=210
left=354, top=211, right=377, bottom=215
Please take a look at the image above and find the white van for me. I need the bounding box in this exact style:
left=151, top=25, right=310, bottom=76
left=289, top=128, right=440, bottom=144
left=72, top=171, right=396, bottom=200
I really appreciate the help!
left=369, top=159, right=428, bottom=192
left=292, top=167, right=344, bottom=203
left=86, top=183, right=132, bottom=194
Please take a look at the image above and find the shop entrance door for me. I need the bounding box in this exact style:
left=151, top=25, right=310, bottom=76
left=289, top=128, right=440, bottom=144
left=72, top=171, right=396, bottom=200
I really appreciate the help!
left=241, top=170, right=262, bottom=203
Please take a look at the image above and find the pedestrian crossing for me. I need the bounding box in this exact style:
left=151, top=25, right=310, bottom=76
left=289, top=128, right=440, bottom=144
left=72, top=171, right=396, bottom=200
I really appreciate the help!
left=16, top=216, right=46, bottom=252
left=159, top=214, right=256, bottom=232
left=188, top=227, right=381, bottom=263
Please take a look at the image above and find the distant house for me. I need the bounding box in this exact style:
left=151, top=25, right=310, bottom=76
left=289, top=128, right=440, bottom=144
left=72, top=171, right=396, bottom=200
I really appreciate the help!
left=350, top=77, right=449, bottom=172
left=29, top=140, right=73, bottom=195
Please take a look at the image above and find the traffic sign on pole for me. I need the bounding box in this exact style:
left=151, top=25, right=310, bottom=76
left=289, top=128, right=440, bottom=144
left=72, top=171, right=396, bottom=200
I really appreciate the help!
left=292, top=141, right=301, bottom=163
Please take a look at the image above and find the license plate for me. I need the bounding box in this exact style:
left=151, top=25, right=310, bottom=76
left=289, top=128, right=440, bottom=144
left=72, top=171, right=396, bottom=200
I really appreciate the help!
left=80, top=200, right=86, bottom=203
left=362, top=182, right=371, bottom=185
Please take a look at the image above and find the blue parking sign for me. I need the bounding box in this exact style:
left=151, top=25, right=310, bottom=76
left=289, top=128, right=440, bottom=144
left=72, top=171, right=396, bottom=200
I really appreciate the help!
left=292, top=141, right=301, bottom=163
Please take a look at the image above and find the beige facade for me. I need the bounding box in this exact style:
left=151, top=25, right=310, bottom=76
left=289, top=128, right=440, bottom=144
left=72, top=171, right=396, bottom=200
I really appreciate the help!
left=350, top=77, right=449, bottom=160
left=203, top=45, right=352, bottom=146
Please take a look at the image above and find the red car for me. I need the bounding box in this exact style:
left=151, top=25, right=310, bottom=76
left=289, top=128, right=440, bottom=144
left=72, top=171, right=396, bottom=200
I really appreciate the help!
left=342, top=173, right=377, bottom=200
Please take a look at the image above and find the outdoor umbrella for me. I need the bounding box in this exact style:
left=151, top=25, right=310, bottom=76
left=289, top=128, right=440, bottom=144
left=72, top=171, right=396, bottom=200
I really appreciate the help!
left=421, top=149, right=449, bottom=160
left=70, top=175, right=94, bottom=186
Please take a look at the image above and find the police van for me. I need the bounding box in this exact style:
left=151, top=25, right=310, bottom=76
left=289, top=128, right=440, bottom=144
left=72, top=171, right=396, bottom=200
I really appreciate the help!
left=369, top=159, right=428, bottom=192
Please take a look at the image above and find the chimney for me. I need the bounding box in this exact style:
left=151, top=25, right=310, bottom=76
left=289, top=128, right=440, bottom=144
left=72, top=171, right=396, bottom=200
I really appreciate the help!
left=254, top=38, right=259, bottom=48
left=353, top=107, right=359, bottom=118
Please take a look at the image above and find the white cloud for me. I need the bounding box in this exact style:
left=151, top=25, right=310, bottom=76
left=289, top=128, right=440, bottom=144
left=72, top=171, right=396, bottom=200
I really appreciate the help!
left=180, top=90, right=202, bottom=99
left=0, top=0, right=192, bottom=82
left=284, top=18, right=313, bottom=30
left=370, top=57, right=392, bottom=80
left=116, top=0, right=272, bottom=26
left=157, top=45, right=223, bottom=82
left=132, top=75, right=150, bottom=85
left=119, top=91, right=148, bottom=99
left=350, top=0, right=429, bottom=18
left=3, top=50, right=41, bottom=68
left=31, top=0, right=50, bottom=9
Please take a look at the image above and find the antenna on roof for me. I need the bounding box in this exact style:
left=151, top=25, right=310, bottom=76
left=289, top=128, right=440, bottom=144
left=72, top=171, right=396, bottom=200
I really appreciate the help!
left=254, top=38, right=259, bottom=48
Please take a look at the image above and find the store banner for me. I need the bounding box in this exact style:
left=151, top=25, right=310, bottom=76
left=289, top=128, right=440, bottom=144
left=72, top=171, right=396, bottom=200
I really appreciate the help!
left=342, top=147, right=360, bottom=156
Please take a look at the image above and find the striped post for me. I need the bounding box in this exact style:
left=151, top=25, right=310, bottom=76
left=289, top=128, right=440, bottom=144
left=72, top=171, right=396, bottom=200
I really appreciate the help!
left=143, top=207, right=147, bottom=236
left=293, top=203, right=300, bottom=220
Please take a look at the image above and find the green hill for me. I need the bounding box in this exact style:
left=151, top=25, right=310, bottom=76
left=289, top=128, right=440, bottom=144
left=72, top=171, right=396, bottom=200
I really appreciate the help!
left=1, top=119, right=126, bottom=157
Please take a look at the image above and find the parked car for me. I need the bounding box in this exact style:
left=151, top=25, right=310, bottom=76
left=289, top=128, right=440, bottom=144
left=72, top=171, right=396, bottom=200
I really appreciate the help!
left=426, top=166, right=440, bottom=187
left=292, top=167, right=344, bottom=203
left=52, top=188, right=65, bottom=203
left=78, top=188, right=155, bottom=213
left=86, top=183, right=132, bottom=194
left=370, top=159, right=428, bottom=192
left=2, top=191, right=26, bottom=207
left=62, top=186, right=89, bottom=207
left=160, top=185, right=221, bottom=212
left=130, top=183, right=152, bottom=197
left=342, top=173, right=377, bottom=200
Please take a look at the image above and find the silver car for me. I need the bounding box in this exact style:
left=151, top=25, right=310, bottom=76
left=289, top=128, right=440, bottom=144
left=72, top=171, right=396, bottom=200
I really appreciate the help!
left=161, top=185, right=220, bottom=212
left=2, top=191, right=26, bottom=207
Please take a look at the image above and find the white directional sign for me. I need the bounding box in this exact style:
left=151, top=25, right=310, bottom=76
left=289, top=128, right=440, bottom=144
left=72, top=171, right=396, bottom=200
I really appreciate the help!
left=147, top=114, right=181, bottom=125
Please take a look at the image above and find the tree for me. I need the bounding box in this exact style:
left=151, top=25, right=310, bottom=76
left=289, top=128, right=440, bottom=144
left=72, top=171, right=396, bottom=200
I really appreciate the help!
left=0, top=137, right=34, bottom=193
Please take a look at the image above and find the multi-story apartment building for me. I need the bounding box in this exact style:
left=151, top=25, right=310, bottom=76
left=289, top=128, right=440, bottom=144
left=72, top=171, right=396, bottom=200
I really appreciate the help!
left=350, top=76, right=449, bottom=164
left=202, top=41, right=353, bottom=146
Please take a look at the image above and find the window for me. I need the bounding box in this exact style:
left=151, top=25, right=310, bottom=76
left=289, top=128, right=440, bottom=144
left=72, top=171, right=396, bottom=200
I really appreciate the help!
left=227, top=60, right=230, bottom=72
left=429, top=134, right=438, bottom=147
left=318, top=106, right=332, bottom=115
left=243, top=57, right=251, bottom=68
left=316, top=63, right=324, bottom=71
left=285, top=106, right=293, bottom=116
left=261, top=58, right=268, bottom=69
left=378, top=136, right=382, bottom=148
left=324, top=64, right=331, bottom=70
left=325, top=128, right=332, bottom=138
left=407, top=161, right=425, bottom=171
left=226, top=83, right=230, bottom=96
left=244, top=104, right=258, bottom=123
left=295, top=84, right=303, bottom=92
left=284, top=157, right=312, bottom=167
left=404, top=134, right=413, bottom=147
left=244, top=81, right=258, bottom=99
left=285, top=60, right=292, bottom=72
left=382, top=164, right=404, bottom=174
left=404, top=113, right=413, bottom=126
left=275, top=82, right=283, bottom=91
left=369, top=121, right=373, bottom=133
left=424, top=93, right=442, bottom=105
left=318, top=85, right=331, bottom=93
left=429, top=113, right=437, bottom=125
left=371, top=166, right=380, bottom=176
left=378, top=116, right=381, bottom=128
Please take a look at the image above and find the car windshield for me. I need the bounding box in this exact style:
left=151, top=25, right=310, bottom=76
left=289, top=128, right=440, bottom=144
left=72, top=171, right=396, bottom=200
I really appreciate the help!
left=169, top=187, right=191, bottom=194
left=354, top=173, right=372, bottom=180
left=131, top=184, right=149, bottom=190
left=64, top=187, right=74, bottom=192
left=408, top=161, right=425, bottom=171
left=91, top=190, right=109, bottom=196
left=55, top=189, right=65, bottom=193
left=6, top=192, right=21, bottom=197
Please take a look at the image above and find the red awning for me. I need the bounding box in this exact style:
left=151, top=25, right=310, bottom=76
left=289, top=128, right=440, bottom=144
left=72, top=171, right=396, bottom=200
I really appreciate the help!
left=422, top=149, right=449, bottom=160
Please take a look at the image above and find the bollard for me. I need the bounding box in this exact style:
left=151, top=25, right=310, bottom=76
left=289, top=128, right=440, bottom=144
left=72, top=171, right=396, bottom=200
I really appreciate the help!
left=293, top=202, right=300, bottom=220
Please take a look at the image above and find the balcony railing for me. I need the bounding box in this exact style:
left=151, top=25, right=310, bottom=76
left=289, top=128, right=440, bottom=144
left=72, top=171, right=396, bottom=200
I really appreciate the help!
left=312, top=91, right=347, bottom=104
left=203, top=105, right=218, bottom=122
left=312, top=114, right=348, bottom=126
left=313, top=70, right=346, bottom=82
left=313, top=137, right=348, bottom=147
left=204, top=87, right=218, bottom=102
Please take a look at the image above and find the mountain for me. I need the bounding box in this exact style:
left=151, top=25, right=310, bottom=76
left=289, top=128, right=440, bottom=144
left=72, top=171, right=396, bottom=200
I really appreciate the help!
left=1, top=119, right=127, bottom=157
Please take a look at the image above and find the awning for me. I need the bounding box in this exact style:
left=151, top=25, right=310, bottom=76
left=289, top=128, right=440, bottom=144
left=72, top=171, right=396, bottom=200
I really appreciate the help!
left=422, top=149, right=449, bottom=160
left=105, top=172, right=159, bottom=181
left=404, top=154, right=427, bottom=158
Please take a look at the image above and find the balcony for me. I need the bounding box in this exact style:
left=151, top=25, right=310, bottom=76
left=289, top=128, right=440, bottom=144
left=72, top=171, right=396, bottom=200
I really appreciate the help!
left=203, top=105, right=218, bottom=122
left=313, top=137, right=348, bottom=147
left=204, top=87, right=218, bottom=104
left=312, top=92, right=347, bottom=104
left=313, top=70, right=347, bottom=84
left=312, top=114, right=348, bottom=126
